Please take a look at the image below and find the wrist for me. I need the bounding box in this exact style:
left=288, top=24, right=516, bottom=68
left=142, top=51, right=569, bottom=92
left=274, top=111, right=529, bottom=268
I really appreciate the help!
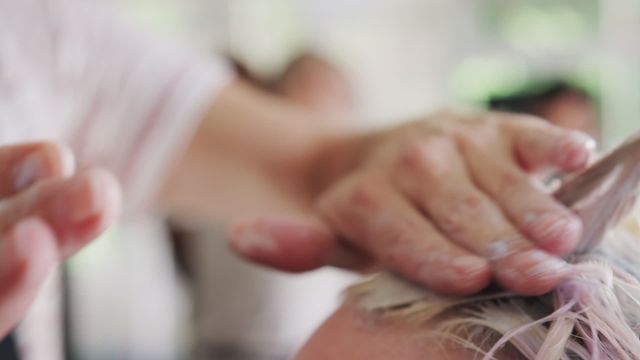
left=305, top=129, right=378, bottom=197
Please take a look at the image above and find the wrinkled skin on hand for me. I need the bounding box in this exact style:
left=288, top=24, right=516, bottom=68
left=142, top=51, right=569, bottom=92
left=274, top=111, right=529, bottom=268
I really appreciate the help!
left=230, top=110, right=595, bottom=296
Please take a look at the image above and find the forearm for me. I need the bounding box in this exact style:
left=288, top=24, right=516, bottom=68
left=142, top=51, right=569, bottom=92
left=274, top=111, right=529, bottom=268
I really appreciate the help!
left=199, top=80, right=330, bottom=170
left=158, top=80, right=361, bottom=223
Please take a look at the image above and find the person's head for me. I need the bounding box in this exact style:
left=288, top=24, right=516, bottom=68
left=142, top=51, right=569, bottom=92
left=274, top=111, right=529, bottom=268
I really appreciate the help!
left=227, top=53, right=354, bottom=116
left=297, top=219, right=640, bottom=359
left=273, top=53, right=354, bottom=115
left=489, top=82, right=599, bottom=140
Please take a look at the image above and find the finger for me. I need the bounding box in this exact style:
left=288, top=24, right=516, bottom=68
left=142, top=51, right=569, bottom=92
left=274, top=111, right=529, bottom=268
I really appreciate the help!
left=453, top=114, right=583, bottom=254
left=318, top=175, right=491, bottom=295
left=502, top=114, right=596, bottom=172
left=393, top=138, right=569, bottom=295
left=229, top=216, right=373, bottom=272
left=460, top=138, right=582, bottom=255
left=492, top=248, right=569, bottom=295
left=0, top=142, right=75, bottom=196
left=0, top=169, right=121, bottom=258
left=0, top=218, right=58, bottom=337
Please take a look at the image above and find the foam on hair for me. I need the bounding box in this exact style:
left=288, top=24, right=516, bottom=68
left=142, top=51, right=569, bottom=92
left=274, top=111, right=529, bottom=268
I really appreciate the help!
left=348, top=224, right=640, bottom=359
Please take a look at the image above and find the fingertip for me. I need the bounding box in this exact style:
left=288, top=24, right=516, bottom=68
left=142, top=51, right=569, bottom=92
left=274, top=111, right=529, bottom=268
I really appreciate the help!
left=447, top=257, right=492, bottom=295
left=511, top=120, right=596, bottom=173
left=554, top=132, right=596, bottom=171
left=522, top=212, right=583, bottom=255
left=228, top=220, right=281, bottom=264
left=228, top=217, right=336, bottom=272
left=85, top=168, right=122, bottom=226
left=542, top=216, right=582, bottom=255
left=50, top=143, right=76, bottom=178
left=494, top=249, right=569, bottom=295
left=421, top=255, right=492, bottom=296
left=71, top=169, right=121, bottom=225
left=51, top=169, right=122, bottom=257
left=13, top=143, right=76, bottom=192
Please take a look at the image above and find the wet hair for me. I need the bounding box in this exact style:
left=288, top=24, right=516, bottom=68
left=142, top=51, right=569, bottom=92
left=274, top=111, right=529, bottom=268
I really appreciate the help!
left=348, top=218, right=640, bottom=359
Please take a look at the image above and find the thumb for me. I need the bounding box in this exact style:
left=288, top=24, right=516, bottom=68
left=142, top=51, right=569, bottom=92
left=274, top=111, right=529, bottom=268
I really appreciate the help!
left=227, top=216, right=371, bottom=272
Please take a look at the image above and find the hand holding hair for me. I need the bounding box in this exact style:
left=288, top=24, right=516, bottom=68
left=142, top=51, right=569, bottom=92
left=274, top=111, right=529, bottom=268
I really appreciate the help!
left=229, top=110, right=596, bottom=296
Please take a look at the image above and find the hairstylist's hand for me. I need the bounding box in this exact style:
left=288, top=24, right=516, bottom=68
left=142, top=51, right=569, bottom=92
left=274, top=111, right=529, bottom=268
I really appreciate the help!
left=230, top=110, right=594, bottom=296
left=0, top=142, right=121, bottom=337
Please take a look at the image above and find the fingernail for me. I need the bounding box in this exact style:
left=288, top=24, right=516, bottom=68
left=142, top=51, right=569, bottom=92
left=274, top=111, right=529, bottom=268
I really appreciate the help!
left=15, top=153, right=44, bottom=191
left=55, top=144, right=76, bottom=178
left=495, top=268, right=519, bottom=281
left=451, top=255, right=488, bottom=275
left=556, top=133, right=596, bottom=170
left=522, top=250, right=568, bottom=279
left=523, top=212, right=582, bottom=254
left=230, top=223, right=279, bottom=256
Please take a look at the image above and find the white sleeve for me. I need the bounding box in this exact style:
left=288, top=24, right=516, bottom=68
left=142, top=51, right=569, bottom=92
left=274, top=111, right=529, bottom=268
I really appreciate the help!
left=0, top=0, right=233, bottom=214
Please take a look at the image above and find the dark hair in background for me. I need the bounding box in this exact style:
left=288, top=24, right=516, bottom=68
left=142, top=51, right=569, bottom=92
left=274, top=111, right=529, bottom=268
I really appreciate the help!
left=227, top=52, right=343, bottom=92
left=488, top=81, right=594, bottom=117
left=227, top=56, right=263, bottom=87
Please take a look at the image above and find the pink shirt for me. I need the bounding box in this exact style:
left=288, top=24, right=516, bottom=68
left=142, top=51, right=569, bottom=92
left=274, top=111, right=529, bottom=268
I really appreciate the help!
left=0, top=0, right=232, bottom=213
left=0, top=1, right=232, bottom=358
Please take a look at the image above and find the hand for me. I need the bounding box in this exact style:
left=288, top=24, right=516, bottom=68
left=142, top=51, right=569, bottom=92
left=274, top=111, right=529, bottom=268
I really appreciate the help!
left=230, top=110, right=594, bottom=296
left=0, top=142, right=121, bottom=337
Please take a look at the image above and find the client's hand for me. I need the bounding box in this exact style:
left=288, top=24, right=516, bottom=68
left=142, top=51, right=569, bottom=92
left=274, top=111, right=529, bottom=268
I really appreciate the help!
left=230, top=111, right=593, bottom=296
left=0, top=142, right=121, bottom=337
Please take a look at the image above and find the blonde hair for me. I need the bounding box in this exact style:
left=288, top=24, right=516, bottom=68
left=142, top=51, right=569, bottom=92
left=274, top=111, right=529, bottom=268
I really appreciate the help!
left=348, top=223, right=640, bottom=359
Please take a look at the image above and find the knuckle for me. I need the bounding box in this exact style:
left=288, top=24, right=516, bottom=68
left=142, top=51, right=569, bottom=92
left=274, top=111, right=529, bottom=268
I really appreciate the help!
left=470, top=111, right=495, bottom=126
left=316, top=179, right=353, bottom=216
left=503, top=113, right=546, bottom=128
left=397, top=141, right=428, bottom=171
left=370, top=218, right=424, bottom=260
left=379, top=224, right=413, bottom=249
left=495, top=170, right=529, bottom=198
left=396, top=138, right=451, bottom=180
left=315, top=194, right=333, bottom=218
left=454, top=129, right=484, bottom=151
left=436, top=194, right=486, bottom=238
left=345, top=176, right=382, bottom=212
left=448, top=193, right=485, bottom=217
left=451, top=118, right=500, bottom=151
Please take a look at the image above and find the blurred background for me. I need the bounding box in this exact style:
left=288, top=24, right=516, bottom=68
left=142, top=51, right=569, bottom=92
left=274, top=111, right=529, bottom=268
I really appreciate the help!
left=53, top=0, right=640, bottom=359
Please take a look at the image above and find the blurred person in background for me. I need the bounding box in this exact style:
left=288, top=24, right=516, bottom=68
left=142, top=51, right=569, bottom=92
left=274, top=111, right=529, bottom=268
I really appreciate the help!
left=0, top=1, right=596, bottom=359
left=229, top=53, right=355, bottom=116
left=489, top=82, right=600, bottom=140
left=269, top=54, right=355, bottom=116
